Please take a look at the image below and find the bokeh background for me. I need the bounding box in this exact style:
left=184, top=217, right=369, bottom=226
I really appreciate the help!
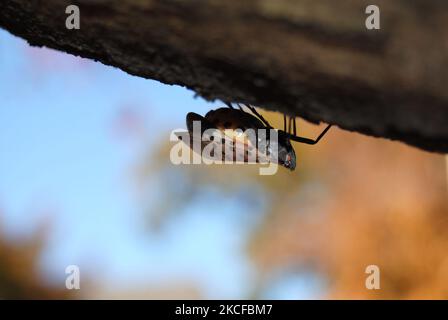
left=0, top=29, right=447, bottom=299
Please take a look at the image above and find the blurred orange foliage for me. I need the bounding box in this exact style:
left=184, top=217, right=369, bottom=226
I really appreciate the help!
left=144, top=110, right=448, bottom=299
left=248, top=123, right=448, bottom=299
left=0, top=222, right=75, bottom=299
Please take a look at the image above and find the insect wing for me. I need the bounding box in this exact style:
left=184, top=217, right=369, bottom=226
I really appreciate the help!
left=175, top=128, right=225, bottom=162
left=222, top=128, right=273, bottom=165
left=177, top=109, right=278, bottom=166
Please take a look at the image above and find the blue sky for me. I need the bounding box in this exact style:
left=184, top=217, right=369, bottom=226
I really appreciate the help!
left=0, top=29, right=321, bottom=299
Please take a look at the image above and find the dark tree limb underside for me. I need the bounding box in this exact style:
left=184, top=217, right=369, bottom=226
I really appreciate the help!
left=1, top=0, right=448, bottom=153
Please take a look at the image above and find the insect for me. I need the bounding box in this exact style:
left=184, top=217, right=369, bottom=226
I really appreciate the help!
left=176, top=103, right=332, bottom=171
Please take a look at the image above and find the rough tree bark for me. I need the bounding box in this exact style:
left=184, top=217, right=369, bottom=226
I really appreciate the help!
left=1, top=0, right=448, bottom=153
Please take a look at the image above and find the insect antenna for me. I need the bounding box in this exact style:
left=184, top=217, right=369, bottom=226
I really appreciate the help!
left=289, top=117, right=297, bottom=135
left=293, top=117, right=297, bottom=136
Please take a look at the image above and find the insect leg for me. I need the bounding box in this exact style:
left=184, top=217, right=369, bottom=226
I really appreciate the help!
left=244, top=104, right=272, bottom=128
left=283, top=114, right=287, bottom=132
left=225, top=102, right=234, bottom=109
left=293, top=117, right=297, bottom=136
left=288, top=124, right=332, bottom=145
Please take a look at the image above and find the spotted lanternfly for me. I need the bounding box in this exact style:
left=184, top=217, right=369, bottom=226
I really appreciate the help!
left=176, top=103, right=332, bottom=171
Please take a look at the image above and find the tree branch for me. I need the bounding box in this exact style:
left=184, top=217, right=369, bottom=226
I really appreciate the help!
left=1, top=0, right=448, bottom=152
